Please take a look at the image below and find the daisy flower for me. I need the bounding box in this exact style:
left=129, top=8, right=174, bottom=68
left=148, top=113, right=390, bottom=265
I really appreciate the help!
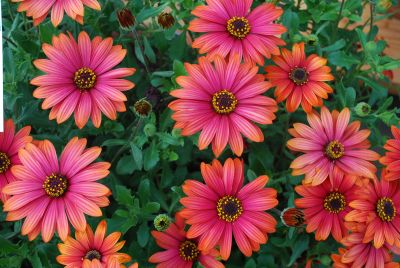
left=11, top=0, right=101, bottom=27
left=2, top=137, right=111, bottom=242
left=265, top=43, right=334, bottom=112
left=287, top=107, right=379, bottom=185
left=336, top=223, right=400, bottom=268
left=169, top=55, right=277, bottom=157
left=189, top=0, right=286, bottom=65
left=0, top=119, right=32, bottom=203
left=149, top=214, right=224, bottom=268
left=345, top=175, right=400, bottom=248
left=179, top=158, right=278, bottom=260
left=57, top=220, right=131, bottom=267
left=294, top=170, right=358, bottom=241
left=380, top=126, right=400, bottom=181
left=31, top=31, right=136, bottom=129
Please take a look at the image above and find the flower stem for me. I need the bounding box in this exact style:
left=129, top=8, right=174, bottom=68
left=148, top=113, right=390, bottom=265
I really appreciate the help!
left=131, top=28, right=151, bottom=76
left=333, top=0, right=346, bottom=41
left=368, top=1, right=375, bottom=40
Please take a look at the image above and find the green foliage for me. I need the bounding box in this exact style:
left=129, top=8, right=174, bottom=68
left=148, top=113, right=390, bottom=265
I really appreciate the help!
left=1, top=0, right=400, bottom=267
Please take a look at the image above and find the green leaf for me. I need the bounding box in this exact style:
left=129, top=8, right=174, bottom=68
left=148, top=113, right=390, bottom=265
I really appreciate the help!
left=101, top=139, right=127, bottom=147
left=144, top=202, right=160, bottom=213
left=138, top=179, right=150, bottom=203
left=130, top=143, right=143, bottom=170
left=143, top=36, right=156, bottom=64
left=328, top=51, right=359, bottom=69
left=143, top=141, right=160, bottom=171
left=288, top=236, right=309, bottom=266
left=321, top=39, right=346, bottom=52
left=244, top=259, right=257, bottom=268
left=137, top=223, right=150, bottom=247
left=116, top=155, right=137, bottom=175
left=345, top=87, right=356, bottom=107
left=134, top=39, right=146, bottom=65
left=0, top=236, right=19, bottom=254
left=136, top=3, right=169, bottom=23
left=115, top=185, right=134, bottom=206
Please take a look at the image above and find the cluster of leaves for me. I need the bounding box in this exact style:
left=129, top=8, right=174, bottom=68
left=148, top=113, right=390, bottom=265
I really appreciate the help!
left=1, top=0, right=400, bottom=267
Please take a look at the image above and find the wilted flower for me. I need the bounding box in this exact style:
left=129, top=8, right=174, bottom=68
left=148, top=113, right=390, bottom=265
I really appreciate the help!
left=133, top=98, right=152, bottom=118
left=117, top=8, right=135, bottom=29
left=158, top=12, right=175, bottom=29
left=154, top=214, right=172, bottom=231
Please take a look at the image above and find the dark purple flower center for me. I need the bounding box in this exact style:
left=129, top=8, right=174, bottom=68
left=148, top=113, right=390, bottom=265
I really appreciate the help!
left=179, top=240, right=199, bottom=261
left=226, top=16, right=251, bottom=39
left=289, top=67, right=308, bottom=85
left=325, top=140, right=345, bottom=160
left=42, top=173, right=68, bottom=197
left=85, top=249, right=101, bottom=261
left=74, top=67, right=96, bottom=90
left=217, top=195, right=243, bottom=222
left=212, top=89, right=238, bottom=114
left=0, top=152, right=11, bottom=174
left=324, top=192, right=346, bottom=213
left=376, top=197, right=396, bottom=221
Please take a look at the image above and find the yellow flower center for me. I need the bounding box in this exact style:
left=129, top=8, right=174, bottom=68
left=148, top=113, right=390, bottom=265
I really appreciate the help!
left=323, top=192, right=346, bottom=213
left=84, top=250, right=101, bottom=261
left=74, top=67, right=96, bottom=90
left=179, top=240, right=199, bottom=261
left=226, top=16, right=251, bottom=39
left=212, top=90, right=238, bottom=114
left=376, top=197, right=396, bottom=222
left=217, top=195, right=243, bottom=222
left=42, top=173, right=68, bottom=198
left=289, top=67, right=309, bottom=85
left=0, top=152, right=11, bottom=174
left=325, top=140, right=345, bottom=160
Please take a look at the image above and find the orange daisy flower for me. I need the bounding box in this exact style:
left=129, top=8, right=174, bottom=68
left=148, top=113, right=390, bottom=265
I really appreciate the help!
left=32, top=32, right=136, bottom=129
left=2, top=137, right=111, bottom=242
left=169, top=55, right=277, bottom=157
left=149, top=214, right=224, bottom=268
left=0, top=119, right=32, bottom=203
left=380, top=126, right=400, bottom=181
left=345, top=175, right=400, bottom=248
left=11, top=0, right=101, bottom=27
left=189, top=0, right=286, bottom=65
left=179, top=158, right=278, bottom=260
left=57, top=220, right=131, bottom=267
left=287, top=107, right=379, bottom=185
left=295, top=171, right=359, bottom=241
left=265, top=43, right=334, bottom=113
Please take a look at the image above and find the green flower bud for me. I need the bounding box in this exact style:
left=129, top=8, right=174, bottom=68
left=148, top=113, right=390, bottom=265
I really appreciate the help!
left=292, top=34, right=303, bottom=43
left=376, top=0, right=392, bottom=13
left=154, top=214, right=172, bottom=231
left=355, top=102, right=371, bottom=117
left=306, top=34, right=319, bottom=46
left=144, top=123, right=156, bottom=137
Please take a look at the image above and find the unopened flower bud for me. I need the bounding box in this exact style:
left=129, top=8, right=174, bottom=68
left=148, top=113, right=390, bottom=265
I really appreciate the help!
left=117, top=8, right=135, bottom=29
left=158, top=12, right=175, bottom=29
left=355, top=102, right=371, bottom=117
left=154, top=214, right=172, bottom=231
left=280, top=207, right=305, bottom=227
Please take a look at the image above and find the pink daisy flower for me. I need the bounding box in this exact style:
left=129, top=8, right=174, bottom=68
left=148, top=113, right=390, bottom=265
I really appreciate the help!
left=345, top=175, right=400, bottom=249
left=380, top=126, right=400, bottom=181
left=149, top=214, right=224, bottom=268
left=287, top=107, right=379, bottom=185
left=0, top=119, right=32, bottom=203
left=295, top=170, right=359, bottom=241
left=31, top=31, right=136, bottom=129
left=189, top=0, right=286, bottom=65
left=169, top=55, right=277, bottom=157
left=2, top=137, right=111, bottom=242
left=179, top=158, right=278, bottom=260
left=11, top=0, right=101, bottom=27
left=57, top=220, right=131, bottom=267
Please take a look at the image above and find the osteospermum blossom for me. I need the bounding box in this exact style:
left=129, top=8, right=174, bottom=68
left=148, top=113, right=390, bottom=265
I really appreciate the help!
left=332, top=223, right=400, bottom=268
left=345, top=176, right=400, bottom=248
left=380, top=126, right=400, bottom=181
left=169, top=55, right=277, bottom=157
left=265, top=42, right=334, bottom=112
left=2, top=137, right=111, bottom=242
left=287, top=107, right=379, bottom=185
left=32, top=31, right=136, bottom=129
left=179, top=158, right=278, bottom=260
left=149, top=214, right=224, bottom=268
left=295, top=171, right=358, bottom=241
left=11, top=0, right=101, bottom=26
left=189, top=0, right=286, bottom=65
left=0, top=119, right=32, bottom=203
left=57, top=220, right=131, bottom=267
